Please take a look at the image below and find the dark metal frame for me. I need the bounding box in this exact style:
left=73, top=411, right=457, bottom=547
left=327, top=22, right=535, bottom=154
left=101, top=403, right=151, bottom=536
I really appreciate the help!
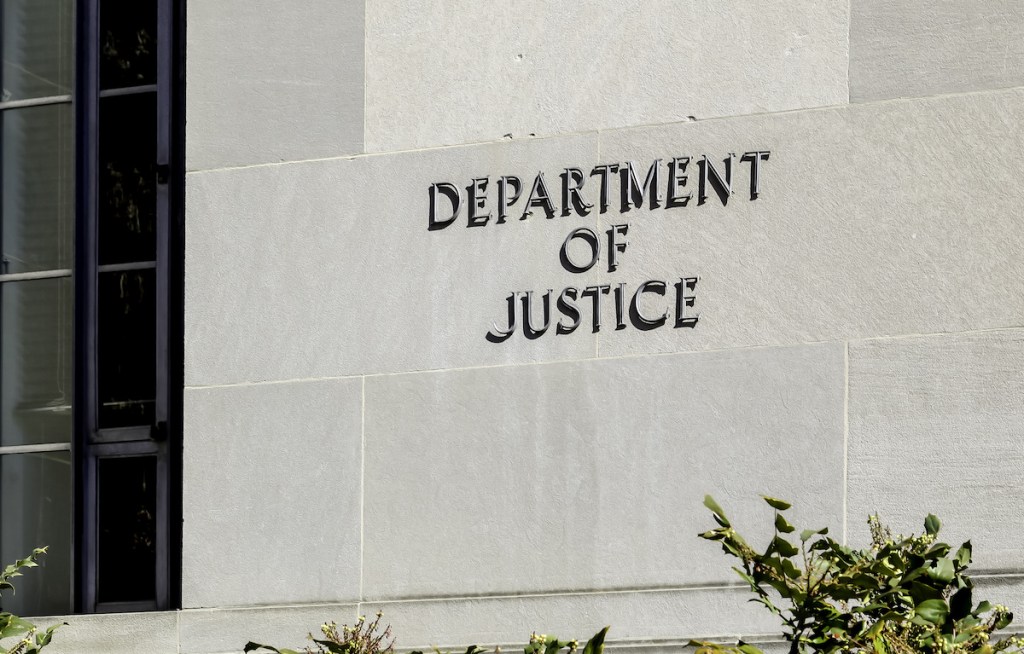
left=73, top=0, right=184, bottom=614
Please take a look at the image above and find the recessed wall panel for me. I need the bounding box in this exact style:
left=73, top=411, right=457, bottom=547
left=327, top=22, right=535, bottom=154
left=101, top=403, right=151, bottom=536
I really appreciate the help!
left=362, top=344, right=844, bottom=599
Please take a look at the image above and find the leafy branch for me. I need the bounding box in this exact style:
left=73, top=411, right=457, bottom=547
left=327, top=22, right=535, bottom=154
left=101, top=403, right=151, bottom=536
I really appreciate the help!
left=0, top=548, right=64, bottom=654
left=693, top=496, right=1020, bottom=654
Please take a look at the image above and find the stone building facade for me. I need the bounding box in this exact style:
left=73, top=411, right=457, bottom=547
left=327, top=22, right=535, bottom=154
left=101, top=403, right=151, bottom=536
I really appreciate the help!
left=15, top=2, right=1024, bottom=653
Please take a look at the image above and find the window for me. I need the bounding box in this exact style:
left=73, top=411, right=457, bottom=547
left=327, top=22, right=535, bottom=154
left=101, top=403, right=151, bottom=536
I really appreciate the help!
left=0, top=0, right=182, bottom=615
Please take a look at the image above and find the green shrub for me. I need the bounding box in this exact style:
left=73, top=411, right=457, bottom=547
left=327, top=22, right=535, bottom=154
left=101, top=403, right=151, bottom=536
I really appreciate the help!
left=693, top=496, right=1021, bottom=654
left=244, top=612, right=609, bottom=654
left=0, top=548, right=63, bottom=654
left=246, top=612, right=396, bottom=654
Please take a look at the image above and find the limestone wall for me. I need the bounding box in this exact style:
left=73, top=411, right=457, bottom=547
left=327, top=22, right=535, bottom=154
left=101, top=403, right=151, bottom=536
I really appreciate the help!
left=119, top=3, right=1024, bottom=654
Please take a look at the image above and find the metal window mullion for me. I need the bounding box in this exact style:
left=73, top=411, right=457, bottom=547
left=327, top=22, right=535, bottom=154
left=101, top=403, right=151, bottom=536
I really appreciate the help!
left=0, top=443, right=73, bottom=455
left=0, top=269, right=74, bottom=283
left=154, top=0, right=170, bottom=433
left=153, top=0, right=174, bottom=611
left=92, top=425, right=152, bottom=444
left=154, top=442, right=169, bottom=609
left=98, top=84, right=157, bottom=99
left=0, top=95, right=73, bottom=111
left=96, top=261, right=156, bottom=274
left=74, top=0, right=101, bottom=615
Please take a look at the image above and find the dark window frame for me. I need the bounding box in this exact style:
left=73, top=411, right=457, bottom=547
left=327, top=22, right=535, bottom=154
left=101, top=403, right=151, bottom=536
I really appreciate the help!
left=72, top=0, right=184, bottom=614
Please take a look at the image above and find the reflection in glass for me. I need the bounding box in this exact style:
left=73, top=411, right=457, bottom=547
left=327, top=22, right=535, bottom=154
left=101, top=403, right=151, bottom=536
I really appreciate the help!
left=1, top=0, right=73, bottom=102
left=0, top=104, right=73, bottom=275
left=100, top=0, right=156, bottom=89
left=100, top=94, right=156, bottom=265
left=0, top=452, right=72, bottom=616
left=97, top=456, right=156, bottom=603
left=0, top=278, right=72, bottom=446
left=99, top=270, right=155, bottom=428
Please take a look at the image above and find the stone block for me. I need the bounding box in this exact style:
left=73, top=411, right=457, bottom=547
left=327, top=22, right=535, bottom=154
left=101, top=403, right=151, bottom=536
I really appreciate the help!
left=848, top=329, right=1024, bottom=571
left=181, top=379, right=362, bottom=608
left=365, top=0, right=848, bottom=152
left=851, top=0, right=1024, bottom=102
left=361, top=343, right=845, bottom=598
left=186, top=0, right=364, bottom=170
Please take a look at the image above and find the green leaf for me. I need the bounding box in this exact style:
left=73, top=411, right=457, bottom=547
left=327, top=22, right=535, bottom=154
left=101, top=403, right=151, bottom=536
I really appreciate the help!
left=39, top=623, right=65, bottom=645
left=544, top=637, right=568, bottom=654
left=975, top=601, right=992, bottom=615
left=924, top=514, right=941, bottom=536
left=909, top=580, right=943, bottom=604
left=927, top=558, right=954, bottom=583
left=924, top=542, right=950, bottom=559
left=995, top=612, right=1013, bottom=630
left=688, top=641, right=731, bottom=654
left=901, top=566, right=926, bottom=584
left=582, top=626, right=610, bottom=654
left=732, top=567, right=756, bottom=587
left=244, top=643, right=303, bottom=654
left=956, top=541, right=973, bottom=567
left=762, top=496, right=792, bottom=511
left=774, top=514, right=795, bottom=534
left=800, top=527, right=828, bottom=542
left=752, top=595, right=779, bottom=615
left=781, top=559, right=802, bottom=580
left=721, top=540, right=743, bottom=558
left=737, top=642, right=765, bottom=654
left=1, top=614, right=36, bottom=638
left=950, top=586, right=972, bottom=620
left=703, top=496, right=730, bottom=527
left=915, top=599, right=950, bottom=625
left=312, top=640, right=356, bottom=654
left=772, top=536, right=799, bottom=558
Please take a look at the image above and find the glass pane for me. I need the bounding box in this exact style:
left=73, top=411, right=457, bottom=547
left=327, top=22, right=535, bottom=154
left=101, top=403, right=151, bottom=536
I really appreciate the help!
left=99, top=269, right=155, bottom=428
left=100, top=0, right=157, bottom=90
left=0, top=451, right=72, bottom=616
left=100, top=94, right=156, bottom=265
left=97, top=456, right=157, bottom=603
left=0, top=277, right=72, bottom=446
left=1, top=0, right=73, bottom=102
left=0, top=104, right=73, bottom=275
